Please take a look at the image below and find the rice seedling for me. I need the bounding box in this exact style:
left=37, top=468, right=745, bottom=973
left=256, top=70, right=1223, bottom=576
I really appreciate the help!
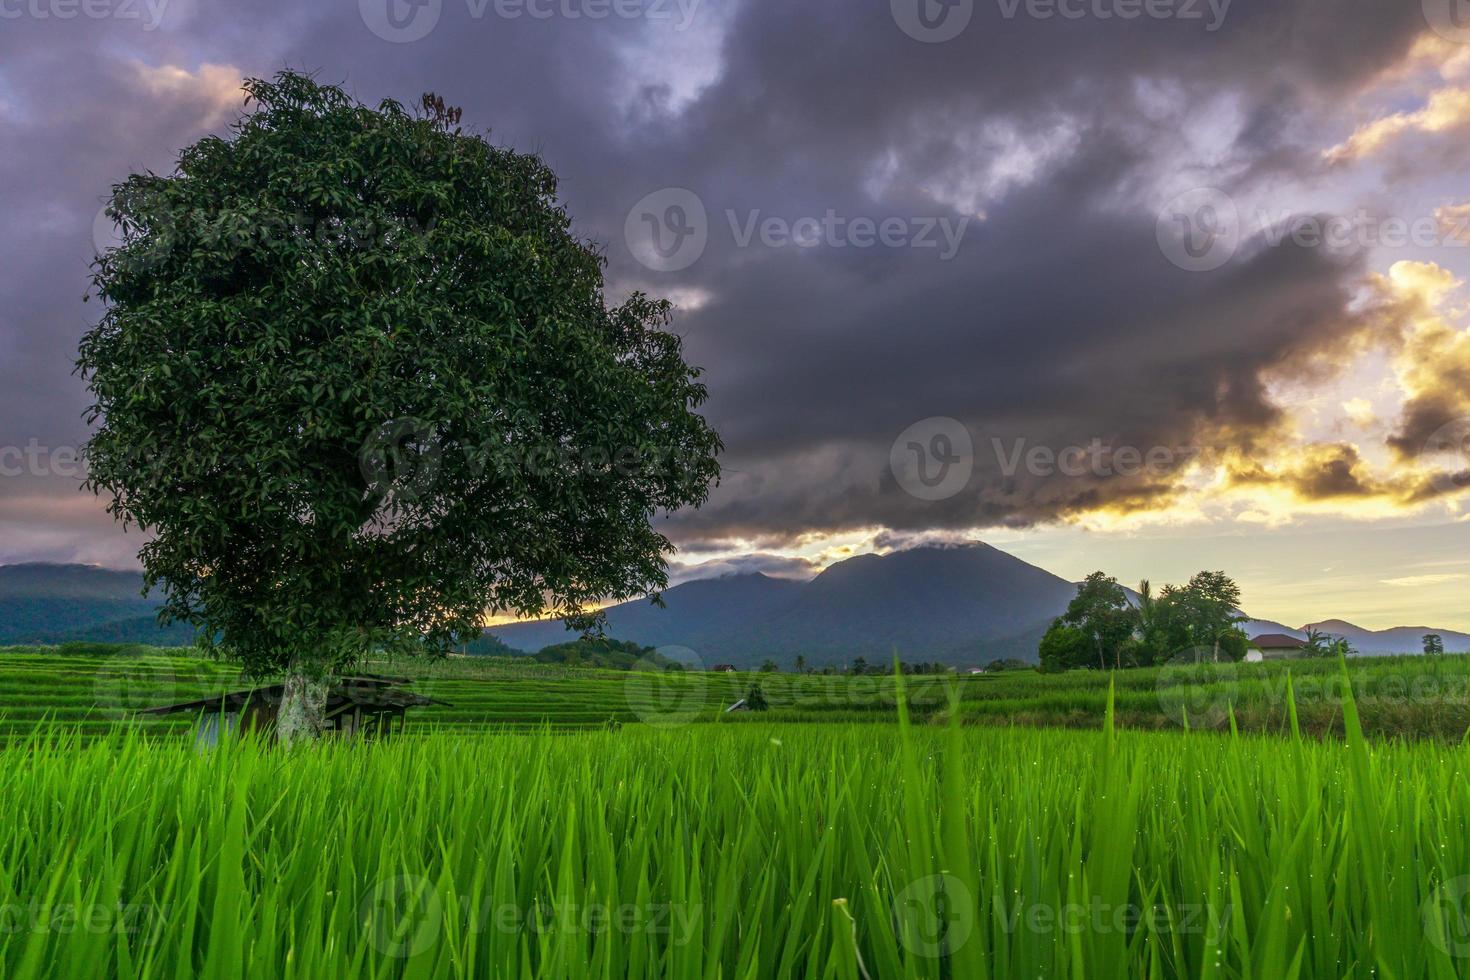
left=4, top=662, right=1470, bottom=978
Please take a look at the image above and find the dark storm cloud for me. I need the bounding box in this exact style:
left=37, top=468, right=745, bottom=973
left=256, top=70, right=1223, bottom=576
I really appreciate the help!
left=668, top=552, right=819, bottom=584
left=0, top=22, right=259, bottom=561
left=0, top=0, right=1448, bottom=563
left=1391, top=394, right=1470, bottom=461
left=1229, top=444, right=1386, bottom=501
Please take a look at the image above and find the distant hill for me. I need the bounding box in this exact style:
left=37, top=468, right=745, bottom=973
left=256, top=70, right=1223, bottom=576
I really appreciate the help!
left=490, top=572, right=805, bottom=658
left=527, top=639, right=686, bottom=670
left=1240, top=618, right=1305, bottom=641
left=492, top=543, right=1078, bottom=668
left=492, top=544, right=1470, bottom=668
left=1237, top=618, right=1470, bottom=655
left=1302, top=620, right=1470, bottom=656
left=5, top=551, right=1465, bottom=663
left=0, top=564, right=193, bottom=646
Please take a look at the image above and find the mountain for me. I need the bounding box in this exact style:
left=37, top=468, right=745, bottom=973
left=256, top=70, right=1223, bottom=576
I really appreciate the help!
left=1240, top=618, right=1305, bottom=641
left=1235, top=617, right=1470, bottom=655
left=737, top=545, right=1080, bottom=663
left=0, top=563, right=193, bottom=646
left=1304, top=620, right=1470, bottom=656
left=490, top=572, right=806, bottom=658
left=492, top=543, right=1079, bottom=667
left=493, top=544, right=1470, bottom=667
left=5, top=550, right=1464, bottom=662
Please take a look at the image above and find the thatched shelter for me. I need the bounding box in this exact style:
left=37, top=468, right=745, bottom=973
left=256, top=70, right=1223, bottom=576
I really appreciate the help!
left=139, top=675, right=450, bottom=744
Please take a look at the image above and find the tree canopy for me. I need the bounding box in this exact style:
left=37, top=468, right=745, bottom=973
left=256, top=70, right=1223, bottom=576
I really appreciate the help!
left=1060, top=572, right=1134, bottom=670
left=1038, top=620, right=1093, bottom=673
left=529, top=639, right=677, bottom=671
left=1041, top=569, right=1250, bottom=670
left=79, top=72, right=721, bottom=688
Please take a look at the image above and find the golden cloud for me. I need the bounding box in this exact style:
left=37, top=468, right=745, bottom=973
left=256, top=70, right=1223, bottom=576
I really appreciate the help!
left=129, top=62, right=245, bottom=130
left=1324, top=85, right=1470, bottom=165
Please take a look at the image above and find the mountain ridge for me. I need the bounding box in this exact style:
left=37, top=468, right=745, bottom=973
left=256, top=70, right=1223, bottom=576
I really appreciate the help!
left=492, top=545, right=1470, bottom=665
left=3, top=552, right=1466, bottom=663
left=0, top=562, right=191, bottom=646
left=489, top=543, right=1080, bottom=665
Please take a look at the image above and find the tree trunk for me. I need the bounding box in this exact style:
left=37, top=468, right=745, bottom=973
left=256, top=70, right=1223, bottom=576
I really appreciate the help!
left=1212, top=636, right=1220, bottom=664
left=277, top=672, right=329, bottom=746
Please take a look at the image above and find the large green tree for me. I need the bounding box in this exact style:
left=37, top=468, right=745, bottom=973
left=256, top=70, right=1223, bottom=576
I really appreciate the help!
left=1037, top=620, right=1092, bottom=673
left=1060, top=572, right=1134, bottom=670
left=1160, top=571, right=1247, bottom=663
left=79, top=73, right=721, bottom=739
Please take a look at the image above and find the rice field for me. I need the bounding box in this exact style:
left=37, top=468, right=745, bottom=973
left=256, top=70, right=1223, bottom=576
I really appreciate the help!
left=6, top=677, right=1470, bottom=979
left=0, top=645, right=961, bottom=739
left=9, top=644, right=1470, bottom=740
left=9, top=646, right=1470, bottom=977
left=0, top=645, right=720, bottom=738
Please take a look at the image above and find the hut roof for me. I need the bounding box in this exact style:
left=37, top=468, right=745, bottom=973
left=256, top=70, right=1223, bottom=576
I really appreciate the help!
left=139, top=676, right=451, bottom=716
left=1249, top=634, right=1307, bottom=650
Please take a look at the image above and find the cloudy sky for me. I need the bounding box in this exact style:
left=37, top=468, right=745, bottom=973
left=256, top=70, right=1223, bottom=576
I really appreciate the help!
left=3, top=0, right=1470, bottom=629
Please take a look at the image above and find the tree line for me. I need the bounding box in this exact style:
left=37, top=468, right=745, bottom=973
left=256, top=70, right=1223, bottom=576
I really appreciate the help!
left=1042, top=571, right=1285, bottom=672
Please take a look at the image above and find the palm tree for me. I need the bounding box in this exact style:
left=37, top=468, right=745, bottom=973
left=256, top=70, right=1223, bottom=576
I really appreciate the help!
left=1208, top=618, right=1245, bottom=663
left=1133, top=579, right=1155, bottom=627
left=1126, top=579, right=1168, bottom=666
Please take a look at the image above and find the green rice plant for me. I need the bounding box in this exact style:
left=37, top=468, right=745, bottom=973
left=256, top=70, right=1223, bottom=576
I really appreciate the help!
left=5, top=705, right=1470, bottom=977
left=12, top=646, right=1470, bottom=744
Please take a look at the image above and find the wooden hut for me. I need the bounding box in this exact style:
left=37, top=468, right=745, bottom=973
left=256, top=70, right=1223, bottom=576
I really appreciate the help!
left=1247, top=633, right=1310, bottom=661
left=139, top=675, right=450, bottom=744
